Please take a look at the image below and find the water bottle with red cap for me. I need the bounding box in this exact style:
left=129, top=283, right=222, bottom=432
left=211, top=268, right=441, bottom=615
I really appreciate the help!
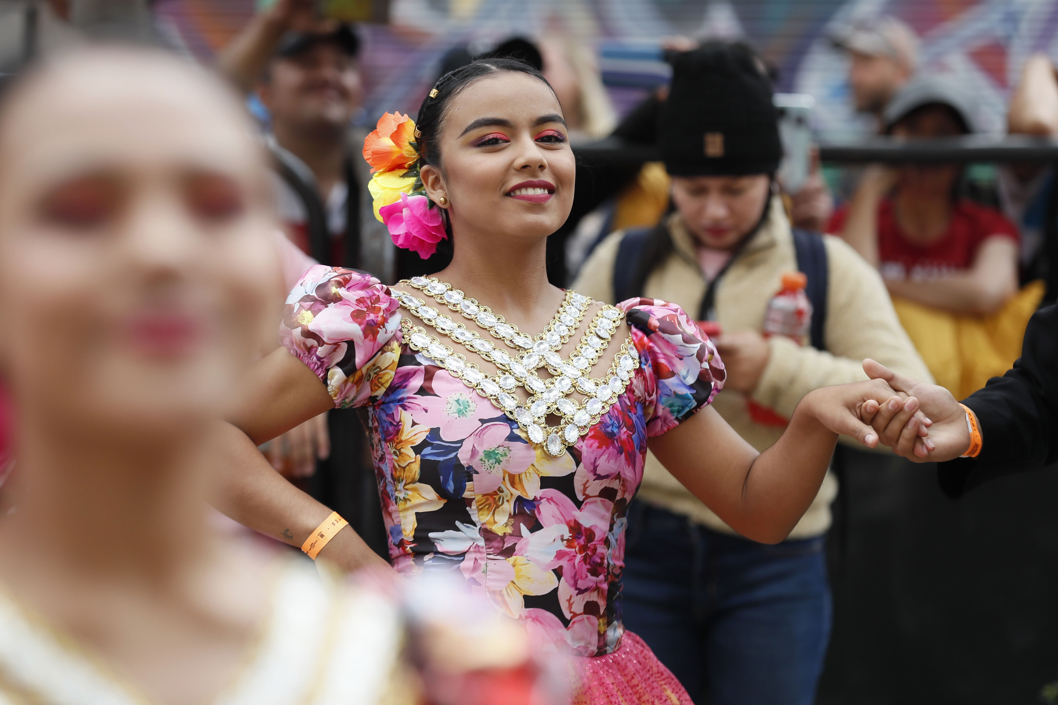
left=747, top=271, right=814, bottom=426
left=763, top=272, right=813, bottom=340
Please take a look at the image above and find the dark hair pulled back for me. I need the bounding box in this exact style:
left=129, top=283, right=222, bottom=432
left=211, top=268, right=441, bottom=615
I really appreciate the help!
left=414, top=57, right=553, bottom=170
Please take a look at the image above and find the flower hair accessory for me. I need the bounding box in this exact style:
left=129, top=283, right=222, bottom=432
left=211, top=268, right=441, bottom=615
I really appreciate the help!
left=363, top=112, right=446, bottom=259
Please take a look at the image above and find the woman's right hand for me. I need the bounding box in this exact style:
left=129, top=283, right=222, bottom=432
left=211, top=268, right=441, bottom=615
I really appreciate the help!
left=317, top=524, right=396, bottom=574
left=799, top=377, right=931, bottom=450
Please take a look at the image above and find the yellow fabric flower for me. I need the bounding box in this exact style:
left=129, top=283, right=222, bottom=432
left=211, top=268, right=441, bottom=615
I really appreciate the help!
left=474, top=482, right=517, bottom=535
left=389, top=410, right=443, bottom=540
left=390, top=409, right=429, bottom=468
left=393, top=456, right=445, bottom=540
left=347, top=341, right=400, bottom=400
left=369, top=171, right=417, bottom=221
left=495, top=556, right=559, bottom=618
left=504, top=430, right=577, bottom=500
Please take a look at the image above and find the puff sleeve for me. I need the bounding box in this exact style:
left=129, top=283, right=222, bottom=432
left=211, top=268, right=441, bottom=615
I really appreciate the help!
left=279, top=266, right=402, bottom=409
left=619, top=298, right=726, bottom=437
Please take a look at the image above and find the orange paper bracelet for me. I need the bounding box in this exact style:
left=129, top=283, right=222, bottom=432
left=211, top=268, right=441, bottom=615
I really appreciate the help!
left=959, top=404, right=983, bottom=459
left=301, top=512, right=349, bottom=560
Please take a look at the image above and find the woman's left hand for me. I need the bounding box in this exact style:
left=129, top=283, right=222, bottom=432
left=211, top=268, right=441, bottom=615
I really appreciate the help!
left=801, top=379, right=932, bottom=449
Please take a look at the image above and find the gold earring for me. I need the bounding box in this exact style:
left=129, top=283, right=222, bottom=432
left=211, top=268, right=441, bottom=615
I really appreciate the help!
left=438, top=196, right=448, bottom=206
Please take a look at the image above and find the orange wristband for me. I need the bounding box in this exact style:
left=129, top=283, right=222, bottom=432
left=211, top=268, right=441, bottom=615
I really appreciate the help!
left=301, top=512, right=349, bottom=560
left=959, top=404, right=983, bottom=459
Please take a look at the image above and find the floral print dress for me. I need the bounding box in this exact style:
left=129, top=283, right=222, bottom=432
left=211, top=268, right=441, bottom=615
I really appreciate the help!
left=280, top=267, right=725, bottom=700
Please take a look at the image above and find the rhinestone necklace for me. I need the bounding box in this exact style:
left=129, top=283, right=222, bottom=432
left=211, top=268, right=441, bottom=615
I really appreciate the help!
left=395, top=290, right=622, bottom=391
left=400, top=319, right=639, bottom=456
left=404, top=276, right=591, bottom=353
left=394, top=282, right=639, bottom=457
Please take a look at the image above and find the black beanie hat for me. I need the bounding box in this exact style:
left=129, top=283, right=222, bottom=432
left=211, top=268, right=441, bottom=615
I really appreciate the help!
left=660, top=43, right=782, bottom=177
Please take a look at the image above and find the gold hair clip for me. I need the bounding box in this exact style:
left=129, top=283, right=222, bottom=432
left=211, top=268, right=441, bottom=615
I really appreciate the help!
left=429, top=89, right=439, bottom=98
left=414, top=127, right=422, bottom=138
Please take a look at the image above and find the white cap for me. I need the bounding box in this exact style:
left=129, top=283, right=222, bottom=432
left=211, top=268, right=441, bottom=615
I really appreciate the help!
left=832, top=16, right=919, bottom=72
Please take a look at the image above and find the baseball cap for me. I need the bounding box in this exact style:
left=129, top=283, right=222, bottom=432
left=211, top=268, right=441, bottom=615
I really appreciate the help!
left=275, top=24, right=360, bottom=59
left=831, top=16, right=918, bottom=72
left=883, top=75, right=977, bottom=134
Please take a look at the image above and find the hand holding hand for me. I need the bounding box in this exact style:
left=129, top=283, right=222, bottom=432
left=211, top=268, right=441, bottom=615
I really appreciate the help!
left=715, top=331, right=771, bottom=394
left=859, top=359, right=970, bottom=462
left=802, top=378, right=932, bottom=450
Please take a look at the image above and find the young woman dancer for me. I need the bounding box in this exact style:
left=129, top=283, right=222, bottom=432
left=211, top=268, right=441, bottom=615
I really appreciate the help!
left=216, top=58, right=927, bottom=703
left=0, top=47, right=555, bottom=705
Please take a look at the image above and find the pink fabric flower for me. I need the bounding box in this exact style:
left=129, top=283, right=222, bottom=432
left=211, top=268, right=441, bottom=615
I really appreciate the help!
left=458, top=422, right=536, bottom=495
left=405, top=371, right=494, bottom=441
left=576, top=392, right=645, bottom=502
left=523, top=490, right=613, bottom=599
left=379, top=193, right=446, bottom=259
left=523, top=609, right=599, bottom=657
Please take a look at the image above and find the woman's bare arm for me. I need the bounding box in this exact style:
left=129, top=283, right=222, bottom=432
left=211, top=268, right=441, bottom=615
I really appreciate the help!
left=884, top=237, right=1019, bottom=315
left=210, top=348, right=391, bottom=573
left=1008, top=54, right=1058, bottom=137
left=836, top=166, right=895, bottom=267
left=648, top=380, right=913, bottom=544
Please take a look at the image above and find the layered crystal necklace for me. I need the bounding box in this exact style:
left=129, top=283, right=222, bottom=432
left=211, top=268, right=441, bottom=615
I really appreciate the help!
left=396, top=276, right=640, bottom=457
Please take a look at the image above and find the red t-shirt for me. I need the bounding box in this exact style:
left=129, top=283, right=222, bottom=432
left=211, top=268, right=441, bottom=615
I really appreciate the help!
left=829, top=199, right=1019, bottom=281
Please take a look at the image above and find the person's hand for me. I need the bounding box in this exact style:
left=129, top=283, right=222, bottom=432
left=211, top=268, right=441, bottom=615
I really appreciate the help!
left=263, top=0, right=336, bottom=34
left=660, top=36, right=700, bottom=54
left=266, top=411, right=330, bottom=478
left=715, top=331, right=771, bottom=394
left=859, top=359, right=970, bottom=462
left=788, top=149, right=835, bottom=232
left=860, top=164, right=898, bottom=195
left=801, top=378, right=932, bottom=449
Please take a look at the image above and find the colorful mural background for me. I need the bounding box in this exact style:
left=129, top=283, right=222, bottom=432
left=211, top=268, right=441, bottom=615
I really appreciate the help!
left=154, top=0, right=1058, bottom=138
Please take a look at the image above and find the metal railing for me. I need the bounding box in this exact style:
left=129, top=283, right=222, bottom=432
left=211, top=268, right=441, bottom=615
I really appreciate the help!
left=573, top=135, right=1058, bottom=304
left=818, top=135, right=1058, bottom=164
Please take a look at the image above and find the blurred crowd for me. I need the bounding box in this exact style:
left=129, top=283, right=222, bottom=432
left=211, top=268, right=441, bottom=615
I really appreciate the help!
left=0, top=1, right=1055, bottom=704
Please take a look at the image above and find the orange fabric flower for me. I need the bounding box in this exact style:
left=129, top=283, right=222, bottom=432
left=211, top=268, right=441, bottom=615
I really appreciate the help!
left=363, top=112, right=419, bottom=174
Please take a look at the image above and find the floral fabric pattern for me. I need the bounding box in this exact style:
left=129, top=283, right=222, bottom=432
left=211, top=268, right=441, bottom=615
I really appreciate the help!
left=281, top=268, right=725, bottom=657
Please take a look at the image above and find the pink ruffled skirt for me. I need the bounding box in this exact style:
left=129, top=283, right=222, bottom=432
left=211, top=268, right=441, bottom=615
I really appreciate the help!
left=571, top=631, right=693, bottom=704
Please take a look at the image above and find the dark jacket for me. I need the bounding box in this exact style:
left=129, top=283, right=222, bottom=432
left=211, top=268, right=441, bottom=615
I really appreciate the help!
left=939, top=304, right=1058, bottom=497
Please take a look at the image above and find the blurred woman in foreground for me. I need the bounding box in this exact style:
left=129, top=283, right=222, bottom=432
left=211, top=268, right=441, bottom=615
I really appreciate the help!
left=0, top=46, right=555, bottom=705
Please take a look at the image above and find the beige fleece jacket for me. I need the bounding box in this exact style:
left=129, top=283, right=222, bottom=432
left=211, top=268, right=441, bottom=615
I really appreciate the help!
left=572, top=197, right=932, bottom=539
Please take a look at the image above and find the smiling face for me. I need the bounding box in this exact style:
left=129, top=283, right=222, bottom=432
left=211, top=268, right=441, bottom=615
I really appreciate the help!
left=0, top=50, right=279, bottom=443
left=261, top=41, right=363, bottom=136
left=670, top=174, right=771, bottom=250
left=419, top=71, right=575, bottom=247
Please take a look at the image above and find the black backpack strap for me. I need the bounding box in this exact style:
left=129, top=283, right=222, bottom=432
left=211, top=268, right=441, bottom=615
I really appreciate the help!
left=612, top=228, right=652, bottom=302
left=342, top=156, right=362, bottom=269
left=271, top=144, right=331, bottom=265
left=791, top=228, right=829, bottom=352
